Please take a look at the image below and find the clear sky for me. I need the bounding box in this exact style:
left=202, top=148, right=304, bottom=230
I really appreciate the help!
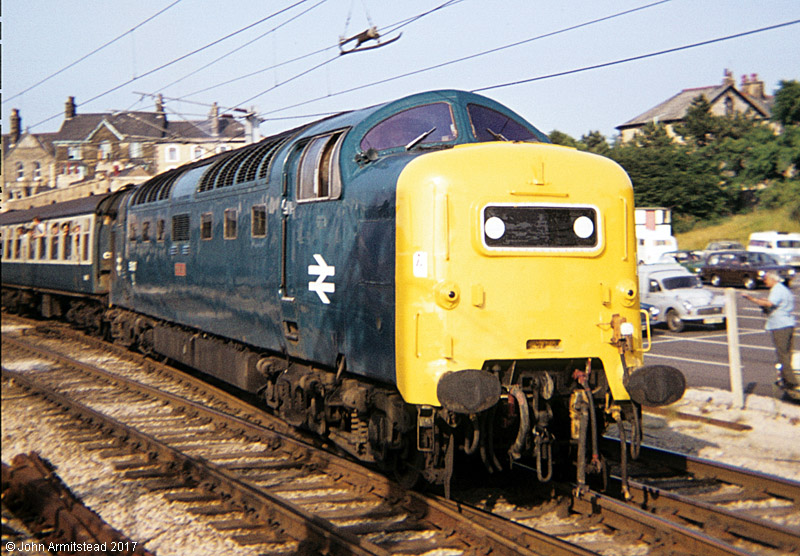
left=3, top=0, right=799, bottom=141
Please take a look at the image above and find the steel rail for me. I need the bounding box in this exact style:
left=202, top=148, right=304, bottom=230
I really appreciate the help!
left=2, top=333, right=589, bottom=556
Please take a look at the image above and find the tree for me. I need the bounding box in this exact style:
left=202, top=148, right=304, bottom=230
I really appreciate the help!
left=548, top=130, right=579, bottom=148
left=674, top=95, right=717, bottom=146
left=772, top=80, right=800, bottom=126
left=580, top=130, right=610, bottom=156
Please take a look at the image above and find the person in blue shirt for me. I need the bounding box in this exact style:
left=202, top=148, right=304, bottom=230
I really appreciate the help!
left=743, top=272, right=798, bottom=390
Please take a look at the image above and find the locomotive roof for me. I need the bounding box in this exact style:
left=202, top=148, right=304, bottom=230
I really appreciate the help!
left=125, top=90, right=545, bottom=205
left=0, top=193, right=114, bottom=226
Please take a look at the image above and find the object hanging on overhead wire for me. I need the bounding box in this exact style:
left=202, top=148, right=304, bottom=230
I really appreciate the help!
left=338, top=25, right=401, bottom=55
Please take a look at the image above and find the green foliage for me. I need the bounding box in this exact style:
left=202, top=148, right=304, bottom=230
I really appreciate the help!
left=548, top=130, right=580, bottom=148
left=757, top=180, right=800, bottom=222
left=674, top=95, right=716, bottom=146
left=772, top=80, right=800, bottom=126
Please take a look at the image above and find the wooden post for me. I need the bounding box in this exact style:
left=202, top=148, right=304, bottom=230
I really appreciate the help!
left=725, top=288, right=744, bottom=408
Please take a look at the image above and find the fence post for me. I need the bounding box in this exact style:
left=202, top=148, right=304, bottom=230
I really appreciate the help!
left=725, top=288, right=744, bottom=408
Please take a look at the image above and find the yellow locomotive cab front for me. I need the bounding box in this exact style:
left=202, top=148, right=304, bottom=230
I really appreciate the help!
left=395, top=142, right=667, bottom=409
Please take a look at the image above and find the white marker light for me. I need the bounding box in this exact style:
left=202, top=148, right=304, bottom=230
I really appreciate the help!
left=485, top=216, right=506, bottom=240
left=573, top=216, right=594, bottom=239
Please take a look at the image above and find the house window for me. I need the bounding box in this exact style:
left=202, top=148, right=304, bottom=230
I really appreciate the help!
left=129, top=221, right=137, bottom=242
left=130, top=142, right=143, bottom=158
left=156, top=219, right=165, bottom=242
left=15, top=162, right=24, bottom=181
left=201, top=213, right=213, bottom=240
left=193, top=146, right=204, bottom=160
left=224, top=209, right=237, bottom=239
left=33, top=162, right=42, bottom=181
left=142, top=221, right=151, bottom=242
left=297, top=131, right=345, bottom=201
left=67, top=146, right=82, bottom=160
left=167, top=146, right=179, bottom=162
left=252, top=205, right=267, bottom=237
left=216, top=145, right=230, bottom=154
left=100, top=141, right=112, bottom=159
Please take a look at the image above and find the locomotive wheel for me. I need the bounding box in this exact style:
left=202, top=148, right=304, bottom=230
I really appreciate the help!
left=391, top=441, right=423, bottom=489
left=666, top=309, right=685, bottom=333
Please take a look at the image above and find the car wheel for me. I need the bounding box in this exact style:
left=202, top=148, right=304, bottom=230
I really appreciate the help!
left=666, top=309, right=685, bottom=333
left=710, top=274, right=721, bottom=287
left=743, top=276, right=756, bottom=290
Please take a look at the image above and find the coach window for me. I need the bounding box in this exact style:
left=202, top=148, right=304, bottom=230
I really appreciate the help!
left=201, top=213, right=213, bottom=240
left=82, top=225, right=90, bottom=261
left=50, top=224, right=60, bottom=260
left=298, top=131, right=345, bottom=202
left=252, top=205, right=267, bottom=237
left=38, top=230, right=47, bottom=260
left=62, top=222, right=73, bottom=260
left=129, top=221, right=138, bottom=242
left=142, top=221, right=151, bottom=242
left=157, top=219, right=165, bottom=242
left=224, top=209, right=238, bottom=239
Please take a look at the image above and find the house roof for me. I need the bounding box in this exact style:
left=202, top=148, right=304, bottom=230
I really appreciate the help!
left=50, top=111, right=245, bottom=143
left=617, top=83, right=773, bottom=130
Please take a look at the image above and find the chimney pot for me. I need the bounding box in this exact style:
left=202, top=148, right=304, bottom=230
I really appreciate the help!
left=10, top=108, right=22, bottom=144
left=65, top=96, right=76, bottom=119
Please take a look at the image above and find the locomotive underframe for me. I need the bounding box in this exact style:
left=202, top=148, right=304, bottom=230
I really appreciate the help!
left=3, top=287, right=637, bottom=492
left=4, top=300, right=650, bottom=492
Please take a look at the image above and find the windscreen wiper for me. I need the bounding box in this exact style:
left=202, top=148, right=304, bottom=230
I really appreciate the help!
left=405, top=127, right=436, bottom=150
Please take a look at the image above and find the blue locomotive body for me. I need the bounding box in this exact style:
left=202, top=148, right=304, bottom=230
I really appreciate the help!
left=3, top=90, right=684, bottom=489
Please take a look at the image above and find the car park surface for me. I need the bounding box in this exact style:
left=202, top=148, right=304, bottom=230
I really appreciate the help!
left=642, top=282, right=799, bottom=398
left=699, top=250, right=795, bottom=289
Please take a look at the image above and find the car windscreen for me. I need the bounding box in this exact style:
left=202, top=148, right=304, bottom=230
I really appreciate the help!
left=662, top=276, right=701, bottom=289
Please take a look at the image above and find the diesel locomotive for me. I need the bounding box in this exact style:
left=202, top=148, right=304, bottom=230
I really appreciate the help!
left=2, top=90, right=685, bottom=492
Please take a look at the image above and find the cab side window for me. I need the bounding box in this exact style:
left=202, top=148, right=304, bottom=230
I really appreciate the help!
left=297, top=131, right=345, bottom=202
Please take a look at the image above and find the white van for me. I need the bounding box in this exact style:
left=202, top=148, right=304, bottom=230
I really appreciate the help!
left=747, top=231, right=800, bottom=269
left=636, top=230, right=678, bottom=265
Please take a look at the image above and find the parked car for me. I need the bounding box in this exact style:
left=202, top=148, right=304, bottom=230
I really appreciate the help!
left=656, top=250, right=705, bottom=274
left=699, top=250, right=795, bottom=289
left=639, top=263, right=726, bottom=332
left=747, top=231, right=800, bottom=269
left=703, top=240, right=745, bottom=253
left=640, top=302, right=662, bottom=331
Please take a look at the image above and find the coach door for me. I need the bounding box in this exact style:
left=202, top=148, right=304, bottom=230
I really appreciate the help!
left=279, top=131, right=346, bottom=348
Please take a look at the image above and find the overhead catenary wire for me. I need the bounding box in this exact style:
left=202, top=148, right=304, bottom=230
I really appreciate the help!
left=258, top=18, right=798, bottom=124
left=156, top=0, right=328, bottom=94
left=3, top=0, right=184, bottom=106
left=26, top=0, right=313, bottom=131
left=180, top=0, right=464, bottom=105
left=254, top=0, right=676, bottom=117
left=473, top=19, right=800, bottom=94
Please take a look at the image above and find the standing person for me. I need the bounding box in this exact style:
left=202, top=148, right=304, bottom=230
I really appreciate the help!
left=743, top=272, right=798, bottom=390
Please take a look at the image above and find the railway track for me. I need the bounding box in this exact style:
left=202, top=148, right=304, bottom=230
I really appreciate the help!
left=600, top=438, right=800, bottom=553
left=2, top=323, right=589, bottom=556
left=3, top=316, right=799, bottom=555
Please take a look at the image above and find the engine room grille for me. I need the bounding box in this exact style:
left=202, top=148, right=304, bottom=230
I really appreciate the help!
left=172, top=213, right=190, bottom=242
left=482, top=204, right=599, bottom=250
